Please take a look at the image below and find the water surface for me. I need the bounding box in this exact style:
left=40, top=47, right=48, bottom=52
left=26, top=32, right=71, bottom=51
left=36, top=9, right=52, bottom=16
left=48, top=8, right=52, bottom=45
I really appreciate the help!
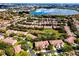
left=31, top=8, right=79, bottom=15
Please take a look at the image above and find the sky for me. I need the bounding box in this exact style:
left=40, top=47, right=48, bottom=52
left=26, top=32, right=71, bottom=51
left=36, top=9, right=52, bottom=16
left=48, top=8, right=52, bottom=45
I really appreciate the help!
left=0, top=0, right=79, bottom=3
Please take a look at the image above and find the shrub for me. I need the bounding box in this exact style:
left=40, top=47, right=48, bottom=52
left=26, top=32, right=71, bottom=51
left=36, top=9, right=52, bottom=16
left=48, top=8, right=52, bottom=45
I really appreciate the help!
left=5, top=47, right=15, bottom=56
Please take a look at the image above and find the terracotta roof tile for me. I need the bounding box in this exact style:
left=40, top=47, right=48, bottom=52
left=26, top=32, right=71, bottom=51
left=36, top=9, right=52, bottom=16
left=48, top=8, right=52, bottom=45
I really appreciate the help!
left=13, top=45, right=22, bottom=53
left=65, top=36, right=75, bottom=44
left=49, top=40, right=64, bottom=47
left=2, top=37, right=17, bottom=45
left=35, top=41, right=49, bottom=49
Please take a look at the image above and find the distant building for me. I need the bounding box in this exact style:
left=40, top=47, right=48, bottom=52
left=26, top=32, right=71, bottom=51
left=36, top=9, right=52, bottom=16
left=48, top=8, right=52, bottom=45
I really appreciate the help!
left=65, top=36, right=75, bottom=44
left=2, top=37, right=17, bottom=45
left=74, top=20, right=79, bottom=31
left=64, top=26, right=75, bottom=37
left=34, top=41, right=49, bottom=50
left=49, top=40, right=64, bottom=49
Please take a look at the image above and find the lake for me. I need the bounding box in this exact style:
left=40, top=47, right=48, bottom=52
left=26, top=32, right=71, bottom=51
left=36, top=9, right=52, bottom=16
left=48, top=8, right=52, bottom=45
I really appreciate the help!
left=31, top=8, right=79, bottom=15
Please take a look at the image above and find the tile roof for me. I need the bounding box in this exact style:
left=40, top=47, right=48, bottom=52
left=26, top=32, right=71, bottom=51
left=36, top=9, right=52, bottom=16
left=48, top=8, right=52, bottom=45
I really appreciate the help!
left=35, top=41, right=49, bottom=49
left=13, top=45, right=22, bottom=53
left=64, top=26, right=74, bottom=36
left=49, top=40, right=64, bottom=47
left=2, top=37, right=17, bottom=45
left=65, top=36, right=75, bottom=44
left=74, top=21, right=79, bottom=31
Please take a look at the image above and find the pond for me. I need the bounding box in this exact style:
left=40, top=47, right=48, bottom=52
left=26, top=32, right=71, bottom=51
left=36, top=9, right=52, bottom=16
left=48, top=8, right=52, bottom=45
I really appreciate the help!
left=31, top=8, right=79, bottom=15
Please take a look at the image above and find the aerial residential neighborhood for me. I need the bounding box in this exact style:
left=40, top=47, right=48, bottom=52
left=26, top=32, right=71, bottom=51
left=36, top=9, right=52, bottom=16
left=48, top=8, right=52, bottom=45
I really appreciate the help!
left=0, top=3, right=79, bottom=56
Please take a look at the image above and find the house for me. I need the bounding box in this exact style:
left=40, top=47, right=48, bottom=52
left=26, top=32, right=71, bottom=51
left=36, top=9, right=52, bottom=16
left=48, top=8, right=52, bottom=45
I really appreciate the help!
left=2, top=37, right=17, bottom=45
left=74, top=21, right=79, bottom=31
left=49, top=40, right=64, bottom=49
left=63, top=18, right=68, bottom=22
left=64, top=26, right=74, bottom=36
left=65, top=36, right=75, bottom=44
left=34, top=41, right=49, bottom=50
left=0, top=20, right=10, bottom=27
left=13, top=45, right=22, bottom=53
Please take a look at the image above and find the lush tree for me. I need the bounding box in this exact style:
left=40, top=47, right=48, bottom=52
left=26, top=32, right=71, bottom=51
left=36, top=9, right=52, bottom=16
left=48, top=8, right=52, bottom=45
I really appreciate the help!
left=37, top=29, right=63, bottom=41
left=15, top=51, right=31, bottom=56
left=5, top=47, right=15, bottom=56
left=4, top=33, right=9, bottom=38
left=74, top=31, right=79, bottom=37
left=36, top=52, right=45, bottom=56
left=47, top=45, right=53, bottom=50
left=14, top=36, right=25, bottom=41
left=0, top=40, right=14, bottom=56
left=21, top=44, right=28, bottom=51
left=43, top=29, right=63, bottom=39
left=0, top=41, right=11, bottom=49
left=59, top=33, right=67, bottom=40
left=0, top=50, right=5, bottom=56
left=26, top=35, right=32, bottom=40
left=0, top=28, right=6, bottom=33
left=27, top=42, right=33, bottom=48
left=68, top=20, right=77, bottom=32
left=9, top=33, right=16, bottom=37
left=75, top=38, right=79, bottom=44
left=62, top=43, right=73, bottom=52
